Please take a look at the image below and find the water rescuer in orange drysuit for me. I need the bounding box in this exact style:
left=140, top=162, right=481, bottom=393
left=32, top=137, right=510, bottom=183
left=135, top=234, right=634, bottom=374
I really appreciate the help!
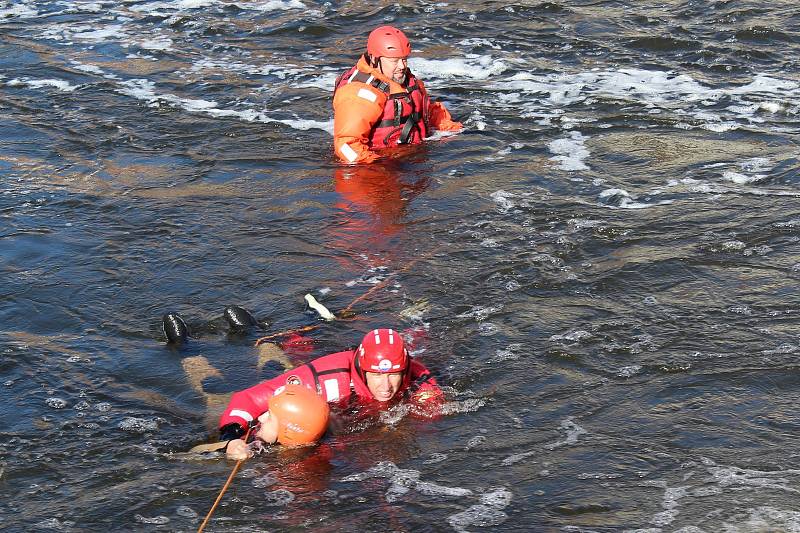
left=333, top=25, right=463, bottom=164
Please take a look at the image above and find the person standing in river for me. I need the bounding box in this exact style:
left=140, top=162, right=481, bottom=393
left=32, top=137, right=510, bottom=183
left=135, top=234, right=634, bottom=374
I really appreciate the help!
left=333, top=25, right=463, bottom=164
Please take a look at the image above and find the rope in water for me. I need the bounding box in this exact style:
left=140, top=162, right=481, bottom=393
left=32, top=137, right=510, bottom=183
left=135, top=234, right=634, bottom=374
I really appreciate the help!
left=203, top=248, right=441, bottom=529
left=254, top=248, right=439, bottom=346
left=197, top=426, right=253, bottom=533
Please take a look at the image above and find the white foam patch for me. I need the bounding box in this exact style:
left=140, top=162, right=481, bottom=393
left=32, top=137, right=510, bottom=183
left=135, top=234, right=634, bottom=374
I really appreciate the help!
left=448, top=505, right=508, bottom=532
left=725, top=507, right=800, bottom=531
left=496, top=69, right=800, bottom=134
left=411, top=55, right=509, bottom=81
left=8, top=78, right=78, bottom=92
left=456, top=305, right=503, bottom=321
left=70, top=62, right=107, bottom=76
left=190, top=58, right=307, bottom=80
left=72, top=25, right=126, bottom=42
left=295, top=72, right=338, bottom=90
left=722, top=157, right=772, bottom=184
left=127, top=0, right=220, bottom=12
left=0, top=1, right=38, bottom=18
left=139, top=37, right=174, bottom=51
left=467, top=109, right=487, bottom=131
left=489, top=189, right=514, bottom=212
left=247, top=0, right=307, bottom=11
left=45, top=397, right=68, bottom=409
left=343, top=462, right=511, bottom=527
left=598, top=188, right=674, bottom=209
left=135, top=514, right=170, bottom=525
left=548, top=131, right=589, bottom=171
left=118, top=416, right=162, bottom=433
left=263, top=489, right=295, bottom=506
left=549, top=330, right=592, bottom=344
left=545, top=417, right=588, bottom=449
left=457, top=38, right=502, bottom=50
left=116, top=78, right=333, bottom=132
left=642, top=458, right=800, bottom=529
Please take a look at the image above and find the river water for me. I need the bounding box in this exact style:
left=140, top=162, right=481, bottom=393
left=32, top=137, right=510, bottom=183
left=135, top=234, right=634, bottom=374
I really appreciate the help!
left=2, top=1, right=800, bottom=531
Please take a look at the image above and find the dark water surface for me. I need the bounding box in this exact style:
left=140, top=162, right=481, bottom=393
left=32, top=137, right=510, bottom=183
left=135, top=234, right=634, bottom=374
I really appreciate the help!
left=2, top=1, right=800, bottom=531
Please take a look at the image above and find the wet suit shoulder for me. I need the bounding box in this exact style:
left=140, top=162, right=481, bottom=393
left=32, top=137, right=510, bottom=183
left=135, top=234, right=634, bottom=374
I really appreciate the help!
left=218, top=350, right=357, bottom=436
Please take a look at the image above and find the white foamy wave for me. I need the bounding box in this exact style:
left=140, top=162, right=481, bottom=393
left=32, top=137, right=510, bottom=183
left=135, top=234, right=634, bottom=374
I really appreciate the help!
left=545, top=417, right=588, bottom=450
left=490, top=190, right=516, bottom=211
left=117, top=78, right=333, bottom=132
left=457, top=38, right=502, bottom=50
left=190, top=58, right=306, bottom=80
left=71, top=25, right=126, bottom=43
left=342, top=461, right=504, bottom=511
left=118, top=416, right=162, bottom=433
left=139, top=36, right=174, bottom=51
left=252, top=472, right=278, bottom=488
left=725, top=507, right=800, bottom=531
left=8, top=78, right=78, bottom=92
left=490, top=343, right=524, bottom=363
left=70, top=62, right=107, bottom=76
left=549, top=329, right=592, bottom=344
left=618, top=365, right=643, bottom=378
left=502, top=449, right=537, bottom=466
left=134, top=514, right=169, bottom=525
left=448, top=504, right=508, bottom=532
left=642, top=458, right=800, bottom=529
left=0, top=1, right=38, bottom=18
left=263, top=489, right=295, bottom=506
left=456, top=304, right=503, bottom=321
left=127, top=0, right=220, bottom=13
left=598, top=188, right=674, bottom=209
left=176, top=506, right=197, bottom=518
left=438, top=398, right=486, bottom=416
left=722, top=157, right=771, bottom=184
left=480, top=487, right=513, bottom=508
left=247, top=0, right=308, bottom=12
left=497, top=68, right=800, bottom=134
left=45, top=397, right=68, bottom=409
left=548, top=131, right=589, bottom=171
left=412, top=55, right=509, bottom=81
left=415, top=481, right=473, bottom=498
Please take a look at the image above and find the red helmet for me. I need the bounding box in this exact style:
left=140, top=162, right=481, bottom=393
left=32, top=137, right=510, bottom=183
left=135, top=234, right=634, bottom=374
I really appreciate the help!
left=357, top=328, right=408, bottom=375
left=367, top=26, right=411, bottom=58
left=268, top=384, right=330, bottom=446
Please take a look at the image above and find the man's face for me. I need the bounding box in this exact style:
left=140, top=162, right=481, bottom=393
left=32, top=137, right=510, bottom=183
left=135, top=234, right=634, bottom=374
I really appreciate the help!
left=255, top=410, right=279, bottom=444
left=379, top=56, right=408, bottom=84
left=365, top=371, right=404, bottom=402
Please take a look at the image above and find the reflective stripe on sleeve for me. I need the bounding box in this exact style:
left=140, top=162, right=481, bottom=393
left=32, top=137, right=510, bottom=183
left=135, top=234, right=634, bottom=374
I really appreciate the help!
left=357, top=88, right=377, bottom=103
left=340, top=143, right=358, bottom=163
left=228, top=409, right=254, bottom=422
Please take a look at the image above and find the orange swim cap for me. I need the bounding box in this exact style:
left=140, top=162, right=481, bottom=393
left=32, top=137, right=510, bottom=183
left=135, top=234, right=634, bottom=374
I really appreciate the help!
left=268, top=384, right=330, bottom=446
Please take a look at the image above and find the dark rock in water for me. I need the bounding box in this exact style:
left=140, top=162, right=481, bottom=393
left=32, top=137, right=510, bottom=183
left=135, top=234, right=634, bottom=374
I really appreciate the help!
left=162, top=313, right=190, bottom=345
left=224, top=305, right=258, bottom=331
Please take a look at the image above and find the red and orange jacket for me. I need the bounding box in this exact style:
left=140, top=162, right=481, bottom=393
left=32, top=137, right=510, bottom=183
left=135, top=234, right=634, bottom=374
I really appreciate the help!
left=333, top=55, right=462, bottom=164
left=219, top=348, right=443, bottom=433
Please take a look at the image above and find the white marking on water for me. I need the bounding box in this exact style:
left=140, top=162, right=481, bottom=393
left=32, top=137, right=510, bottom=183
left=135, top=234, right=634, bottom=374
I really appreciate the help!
left=548, top=131, right=589, bottom=171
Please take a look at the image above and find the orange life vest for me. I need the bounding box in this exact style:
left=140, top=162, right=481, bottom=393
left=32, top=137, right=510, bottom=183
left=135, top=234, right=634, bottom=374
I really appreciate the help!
left=334, top=65, right=430, bottom=148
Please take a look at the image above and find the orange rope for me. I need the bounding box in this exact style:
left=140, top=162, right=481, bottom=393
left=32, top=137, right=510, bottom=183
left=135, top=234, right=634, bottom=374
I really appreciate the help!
left=197, top=426, right=253, bottom=533
left=254, top=323, right=320, bottom=346
left=253, top=248, right=439, bottom=347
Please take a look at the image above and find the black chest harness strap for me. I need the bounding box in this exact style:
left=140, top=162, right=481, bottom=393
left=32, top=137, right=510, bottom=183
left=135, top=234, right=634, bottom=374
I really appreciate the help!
left=341, top=69, right=422, bottom=146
